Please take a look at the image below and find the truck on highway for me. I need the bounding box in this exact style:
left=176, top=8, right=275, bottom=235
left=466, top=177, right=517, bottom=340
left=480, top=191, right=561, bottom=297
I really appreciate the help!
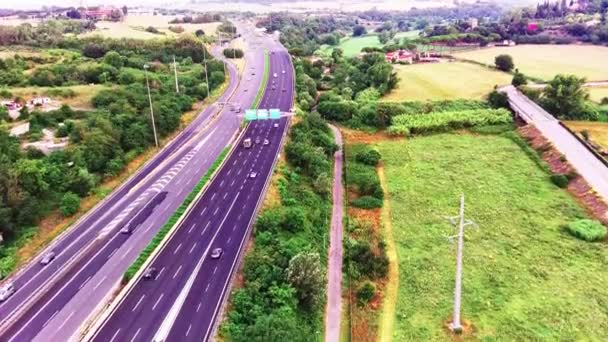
left=243, top=138, right=252, bottom=148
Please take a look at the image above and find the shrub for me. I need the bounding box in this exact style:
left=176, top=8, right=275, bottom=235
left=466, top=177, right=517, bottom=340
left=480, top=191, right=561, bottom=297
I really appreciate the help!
left=60, top=192, right=80, bottom=217
left=550, top=174, right=569, bottom=188
left=351, top=196, right=383, bottom=209
left=388, top=108, right=512, bottom=135
left=600, top=97, right=608, bottom=105
left=566, top=219, right=607, bottom=242
left=355, top=149, right=381, bottom=166
left=512, top=70, right=527, bottom=87
left=356, top=281, right=376, bottom=305
left=494, top=54, right=514, bottom=72
left=487, top=89, right=509, bottom=109
left=223, top=48, right=244, bottom=58
left=581, top=129, right=590, bottom=141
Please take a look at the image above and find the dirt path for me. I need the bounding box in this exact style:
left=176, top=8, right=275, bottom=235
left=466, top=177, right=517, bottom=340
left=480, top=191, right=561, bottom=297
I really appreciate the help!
left=325, top=124, right=344, bottom=342
left=377, top=165, right=399, bottom=342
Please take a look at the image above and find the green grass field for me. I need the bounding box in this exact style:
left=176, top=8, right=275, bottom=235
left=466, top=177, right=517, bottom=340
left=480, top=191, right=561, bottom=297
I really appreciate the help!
left=383, top=62, right=511, bottom=101
left=454, top=45, right=608, bottom=81
left=334, top=31, right=420, bottom=57
left=378, top=133, right=608, bottom=341
left=588, top=87, right=608, bottom=103
left=80, top=16, right=220, bottom=40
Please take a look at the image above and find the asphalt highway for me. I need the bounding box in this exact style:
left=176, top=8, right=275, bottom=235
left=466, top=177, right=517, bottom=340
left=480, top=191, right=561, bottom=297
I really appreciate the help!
left=89, top=49, right=294, bottom=342
left=0, top=25, right=271, bottom=342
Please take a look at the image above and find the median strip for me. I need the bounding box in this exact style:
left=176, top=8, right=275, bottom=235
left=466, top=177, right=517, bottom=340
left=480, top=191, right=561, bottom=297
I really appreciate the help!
left=123, top=148, right=229, bottom=283
left=251, top=49, right=269, bottom=109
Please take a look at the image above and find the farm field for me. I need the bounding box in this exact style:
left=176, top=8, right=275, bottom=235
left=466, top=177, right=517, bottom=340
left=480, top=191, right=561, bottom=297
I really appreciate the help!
left=588, top=86, right=608, bottom=103
left=454, top=45, right=608, bottom=81
left=335, top=31, right=420, bottom=57
left=383, top=62, right=511, bottom=101
left=378, top=133, right=608, bottom=341
left=80, top=15, right=220, bottom=40
left=7, top=84, right=112, bottom=109
left=565, top=120, right=608, bottom=150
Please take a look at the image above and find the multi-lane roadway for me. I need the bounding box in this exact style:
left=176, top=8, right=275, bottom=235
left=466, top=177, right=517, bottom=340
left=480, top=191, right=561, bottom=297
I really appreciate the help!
left=89, top=48, right=294, bottom=342
left=0, top=24, right=278, bottom=342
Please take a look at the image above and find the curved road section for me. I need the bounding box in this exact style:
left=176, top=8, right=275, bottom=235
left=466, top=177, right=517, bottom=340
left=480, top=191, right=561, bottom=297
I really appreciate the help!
left=88, top=50, right=294, bottom=342
left=503, top=85, right=608, bottom=202
left=0, top=26, right=268, bottom=342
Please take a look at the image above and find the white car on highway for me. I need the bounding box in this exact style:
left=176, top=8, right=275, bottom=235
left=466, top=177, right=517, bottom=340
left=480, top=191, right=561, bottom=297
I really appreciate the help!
left=0, top=283, right=16, bottom=302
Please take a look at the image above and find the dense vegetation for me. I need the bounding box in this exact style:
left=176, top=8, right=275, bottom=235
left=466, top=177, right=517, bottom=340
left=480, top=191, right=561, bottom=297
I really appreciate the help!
left=222, top=112, right=336, bottom=340
left=0, top=35, right=226, bottom=278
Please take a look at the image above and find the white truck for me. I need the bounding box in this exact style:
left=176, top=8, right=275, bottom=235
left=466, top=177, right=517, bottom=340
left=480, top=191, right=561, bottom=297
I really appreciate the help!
left=243, top=138, right=252, bottom=148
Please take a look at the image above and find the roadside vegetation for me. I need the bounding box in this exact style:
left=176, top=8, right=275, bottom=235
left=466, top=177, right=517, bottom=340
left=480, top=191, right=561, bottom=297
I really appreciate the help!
left=378, top=132, right=608, bottom=340
left=0, top=32, right=226, bottom=279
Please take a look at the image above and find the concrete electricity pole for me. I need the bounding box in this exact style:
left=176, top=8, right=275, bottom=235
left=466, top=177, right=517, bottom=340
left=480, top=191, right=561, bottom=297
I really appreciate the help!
left=202, top=46, right=210, bottom=98
left=173, top=55, right=179, bottom=93
left=446, top=194, right=477, bottom=333
left=143, top=64, right=159, bottom=148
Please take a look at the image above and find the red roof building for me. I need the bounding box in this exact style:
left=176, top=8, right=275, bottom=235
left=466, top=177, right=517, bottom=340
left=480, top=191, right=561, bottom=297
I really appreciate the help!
left=385, top=50, right=414, bottom=64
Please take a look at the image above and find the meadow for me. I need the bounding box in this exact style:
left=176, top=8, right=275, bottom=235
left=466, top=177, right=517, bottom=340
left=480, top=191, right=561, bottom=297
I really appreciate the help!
left=565, top=120, right=608, bottom=150
left=378, top=133, right=608, bottom=340
left=383, top=62, right=511, bottom=101
left=80, top=15, right=220, bottom=40
left=454, top=45, right=608, bottom=81
left=588, top=86, right=608, bottom=103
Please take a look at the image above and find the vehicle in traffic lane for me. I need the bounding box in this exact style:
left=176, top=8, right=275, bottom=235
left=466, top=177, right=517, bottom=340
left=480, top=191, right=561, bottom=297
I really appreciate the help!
left=143, top=267, right=157, bottom=280
left=249, top=172, right=257, bottom=179
left=0, top=283, right=16, bottom=302
left=243, top=138, right=252, bottom=148
left=263, top=139, right=269, bottom=146
left=39, top=251, right=56, bottom=266
left=210, top=248, right=223, bottom=259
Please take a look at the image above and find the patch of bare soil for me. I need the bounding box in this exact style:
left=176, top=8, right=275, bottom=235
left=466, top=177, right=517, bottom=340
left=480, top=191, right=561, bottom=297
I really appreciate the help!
left=518, top=125, right=608, bottom=225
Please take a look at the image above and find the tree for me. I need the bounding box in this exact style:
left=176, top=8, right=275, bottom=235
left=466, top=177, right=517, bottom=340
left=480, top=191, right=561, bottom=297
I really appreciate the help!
left=60, top=192, right=80, bottom=217
left=356, top=281, right=376, bottom=305
left=122, top=5, right=128, bottom=16
left=511, top=69, right=527, bottom=87
left=195, top=29, right=205, bottom=37
left=541, top=74, right=596, bottom=120
left=286, top=252, right=325, bottom=311
left=353, top=25, right=367, bottom=37
left=103, top=51, right=124, bottom=69
left=0, top=106, right=8, bottom=122
left=494, top=54, right=514, bottom=72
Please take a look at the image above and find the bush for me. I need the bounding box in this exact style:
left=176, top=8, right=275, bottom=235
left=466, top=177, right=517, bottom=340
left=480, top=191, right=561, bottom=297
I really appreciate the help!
left=223, top=48, right=244, bottom=58
left=388, top=108, right=512, bottom=136
left=60, top=192, right=80, bottom=217
left=512, top=70, right=527, bottom=87
left=550, top=174, right=569, bottom=188
left=487, top=89, right=509, bottom=109
left=566, top=219, right=607, bottom=242
left=494, top=54, right=514, bottom=72
left=355, top=149, right=381, bottom=166
left=600, top=97, right=608, bottom=105
left=351, top=196, right=383, bottom=209
left=356, top=281, right=376, bottom=305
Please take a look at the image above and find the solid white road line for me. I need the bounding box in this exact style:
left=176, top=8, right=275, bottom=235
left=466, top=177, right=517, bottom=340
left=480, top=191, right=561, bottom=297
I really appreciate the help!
left=79, top=275, right=92, bottom=290
left=132, top=295, right=145, bottom=312
left=42, top=310, right=58, bottom=328
left=152, top=293, right=164, bottom=311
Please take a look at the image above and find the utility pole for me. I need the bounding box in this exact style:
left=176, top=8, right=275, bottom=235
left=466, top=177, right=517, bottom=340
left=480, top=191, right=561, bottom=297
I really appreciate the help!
left=202, top=46, right=210, bottom=98
left=446, top=194, right=477, bottom=333
left=143, top=64, right=159, bottom=148
left=173, top=55, right=179, bottom=93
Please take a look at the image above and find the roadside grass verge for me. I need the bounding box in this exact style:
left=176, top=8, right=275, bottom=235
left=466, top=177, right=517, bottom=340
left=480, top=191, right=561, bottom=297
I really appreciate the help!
left=251, top=50, right=269, bottom=109
left=123, top=148, right=228, bottom=282
left=378, top=133, right=608, bottom=340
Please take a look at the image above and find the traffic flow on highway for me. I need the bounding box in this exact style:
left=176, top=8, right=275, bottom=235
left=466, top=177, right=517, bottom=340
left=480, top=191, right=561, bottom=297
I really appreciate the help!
left=0, top=22, right=290, bottom=342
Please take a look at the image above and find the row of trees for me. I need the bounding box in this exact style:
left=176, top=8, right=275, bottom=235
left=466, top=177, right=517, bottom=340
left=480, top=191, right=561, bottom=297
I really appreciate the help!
left=0, top=35, right=226, bottom=276
left=222, top=112, right=336, bottom=340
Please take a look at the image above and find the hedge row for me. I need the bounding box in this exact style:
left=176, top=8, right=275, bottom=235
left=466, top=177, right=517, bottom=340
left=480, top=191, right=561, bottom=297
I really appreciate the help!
left=123, top=148, right=229, bottom=283
left=388, top=108, right=512, bottom=136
